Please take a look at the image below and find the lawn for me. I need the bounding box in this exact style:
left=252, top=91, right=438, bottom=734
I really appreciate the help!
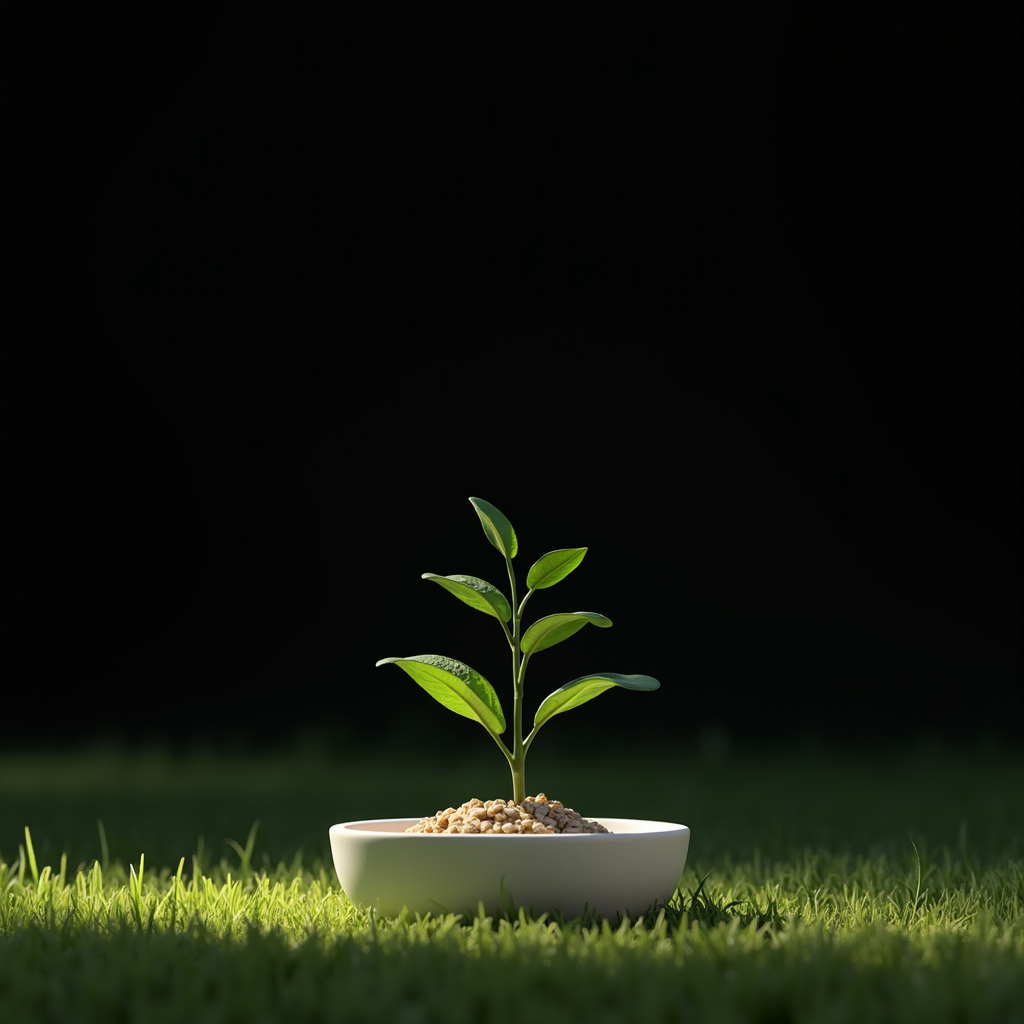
left=1, top=733, right=1021, bottom=1023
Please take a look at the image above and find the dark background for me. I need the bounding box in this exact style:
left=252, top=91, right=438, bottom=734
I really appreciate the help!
left=8, top=1, right=1021, bottom=754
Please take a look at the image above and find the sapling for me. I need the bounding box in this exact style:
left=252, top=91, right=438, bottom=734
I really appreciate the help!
left=376, top=497, right=660, bottom=805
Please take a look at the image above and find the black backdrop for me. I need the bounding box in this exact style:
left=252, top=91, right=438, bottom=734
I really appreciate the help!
left=8, top=1, right=1021, bottom=752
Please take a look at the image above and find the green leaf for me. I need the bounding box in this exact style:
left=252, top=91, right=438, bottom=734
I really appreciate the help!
left=421, top=574, right=512, bottom=623
left=375, top=655, right=505, bottom=736
left=469, top=497, right=518, bottom=559
left=520, top=611, right=612, bottom=656
left=534, top=673, right=660, bottom=731
left=526, top=547, right=587, bottom=590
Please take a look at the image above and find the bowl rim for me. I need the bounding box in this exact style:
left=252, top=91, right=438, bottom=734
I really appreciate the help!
left=331, top=817, right=689, bottom=837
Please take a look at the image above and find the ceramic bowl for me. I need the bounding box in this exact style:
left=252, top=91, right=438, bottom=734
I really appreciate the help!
left=329, top=816, right=690, bottom=919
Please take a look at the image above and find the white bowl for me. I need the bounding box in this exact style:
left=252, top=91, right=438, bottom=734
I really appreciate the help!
left=329, top=816, right=690, bottom=919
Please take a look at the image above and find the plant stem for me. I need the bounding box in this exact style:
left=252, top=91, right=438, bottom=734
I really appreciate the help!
left=505, top=554, right=526, bottom=803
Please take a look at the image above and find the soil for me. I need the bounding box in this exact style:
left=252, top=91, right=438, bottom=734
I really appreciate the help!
left=405, top=794, right=610, bottom=834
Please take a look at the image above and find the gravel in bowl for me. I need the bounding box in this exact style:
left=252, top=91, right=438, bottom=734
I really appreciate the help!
left=406, top=794, right=610, bottom=834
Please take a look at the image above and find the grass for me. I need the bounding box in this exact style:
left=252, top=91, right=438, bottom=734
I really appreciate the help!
left=1, top=732, right=1022, bottom=1023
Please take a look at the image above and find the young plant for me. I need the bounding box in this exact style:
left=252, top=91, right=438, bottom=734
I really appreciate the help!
left=376, top=497, right=660, bottom=804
